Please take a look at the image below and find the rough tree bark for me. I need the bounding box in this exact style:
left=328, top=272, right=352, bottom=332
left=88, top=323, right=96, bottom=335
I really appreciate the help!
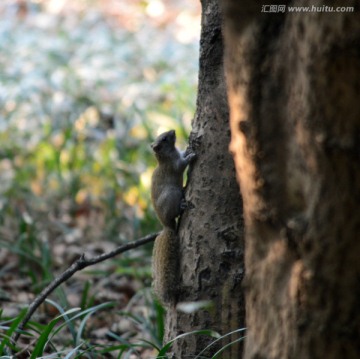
left=164, top=0, right=245, bottom=357
left=222, top=1, right=360, bottom=358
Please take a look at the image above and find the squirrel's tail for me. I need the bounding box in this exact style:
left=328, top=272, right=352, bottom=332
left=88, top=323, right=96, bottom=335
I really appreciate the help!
left=152, top=227, right=179, bottom=306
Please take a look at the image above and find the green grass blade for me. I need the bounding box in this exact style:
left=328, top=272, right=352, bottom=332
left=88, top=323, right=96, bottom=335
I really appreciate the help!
left=30, top=307, right=82, bottom=359
left=50, top=302, right=114, bottom=341
left=194, top=327, right=246, bottom=359
left=0, top=308, right=27, bottom=355
left=211, top=335, right=247, bottom=358
left=137, top=338, right=160, bottom=351
left=153, top=298, right=165, bottom=344
left=98, top=344, right=132, bottom=354
left=79, top=280, right=91, bottom=310
left=63, top=343, right=84, bottom=359
left=75, top=311, right=93, bottom=346
left=106, top=331, right=133, bottom=347
left=30, top=318, right=60, bottom=359
left=45, top=299, right=78, bottom=343
left=157, top=329, right=220, bottom=358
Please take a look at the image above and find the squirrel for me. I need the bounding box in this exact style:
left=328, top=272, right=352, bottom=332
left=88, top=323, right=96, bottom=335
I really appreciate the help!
left=150, top=129, right=195, bottom=305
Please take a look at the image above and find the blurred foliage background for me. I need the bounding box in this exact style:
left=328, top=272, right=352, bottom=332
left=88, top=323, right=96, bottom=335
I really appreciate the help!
left=0, top=0, right=199, bottom=356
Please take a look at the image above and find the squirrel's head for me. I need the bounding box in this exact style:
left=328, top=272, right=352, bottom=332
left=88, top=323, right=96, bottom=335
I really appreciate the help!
left=151, top=130, right=176, bottom=154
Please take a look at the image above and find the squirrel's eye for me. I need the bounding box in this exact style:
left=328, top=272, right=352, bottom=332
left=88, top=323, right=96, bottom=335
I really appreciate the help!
left=162, top=137, right=167, bottom=142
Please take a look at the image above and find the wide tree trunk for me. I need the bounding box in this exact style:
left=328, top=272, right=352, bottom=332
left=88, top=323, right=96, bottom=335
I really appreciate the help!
left=222, top=1, right=360, bottom=358
left=164, top=0, right=245, bottom=357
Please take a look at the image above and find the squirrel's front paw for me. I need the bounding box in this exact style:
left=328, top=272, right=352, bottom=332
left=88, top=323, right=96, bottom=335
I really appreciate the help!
left=180, top=198, right=188, bottom=212
left=185, top=151, right=196, bottom=163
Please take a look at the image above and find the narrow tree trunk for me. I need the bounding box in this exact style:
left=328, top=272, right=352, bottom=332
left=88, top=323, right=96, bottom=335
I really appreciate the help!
left=222, top=1, right=360, bottom=358
left=164, top=0, right=245, bottom=357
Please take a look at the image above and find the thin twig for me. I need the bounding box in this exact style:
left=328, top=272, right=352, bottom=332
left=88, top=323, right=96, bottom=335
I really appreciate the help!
left=11, top=232, right=158, bottom=344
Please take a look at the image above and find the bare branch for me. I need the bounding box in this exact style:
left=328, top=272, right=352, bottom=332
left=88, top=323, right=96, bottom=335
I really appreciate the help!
left=12, top=232, right=158, bottom=344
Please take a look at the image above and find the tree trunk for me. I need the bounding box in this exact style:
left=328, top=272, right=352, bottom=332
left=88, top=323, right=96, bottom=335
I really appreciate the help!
left=164, top=0, right=245, bottom=357
left=222, top=1, right=360, bottom=358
